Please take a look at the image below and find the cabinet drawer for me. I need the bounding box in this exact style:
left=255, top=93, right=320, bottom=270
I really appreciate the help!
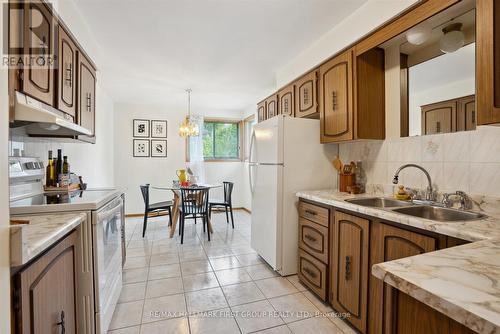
left=298, top=249, right=328, bottom=301
left=298, top=201, right=329, bottom=227
left=299, top=218, right=329, bottom=263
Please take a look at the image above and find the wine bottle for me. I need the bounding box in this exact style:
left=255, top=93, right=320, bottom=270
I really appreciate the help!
left=56, top=149, right=63, bottom=186
left=46, top=151, right=53, bottom=187
left=63, top=156, right=70, bottom=174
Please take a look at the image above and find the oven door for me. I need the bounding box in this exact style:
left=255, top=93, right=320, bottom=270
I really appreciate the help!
left=92, top=196, right=124, bottom=334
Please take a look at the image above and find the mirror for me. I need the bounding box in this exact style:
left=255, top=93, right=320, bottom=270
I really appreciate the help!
left=379, top=0, right=476, bottom=137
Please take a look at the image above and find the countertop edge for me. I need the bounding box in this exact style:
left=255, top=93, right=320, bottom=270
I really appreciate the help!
left=372, top=260, right=500, bottom=334
left=11, top=212, right=86, bottom=267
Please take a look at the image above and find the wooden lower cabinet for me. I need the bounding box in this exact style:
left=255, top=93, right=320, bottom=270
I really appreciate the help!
left=298, top=249, right=328, bottom=300
left=13, top=231, right=78, bottom=334
left=393, top=291, right=476, bottom=334
left=330, top=211, right=369, bottom=333
left=369, top=222, right=442, bottom=334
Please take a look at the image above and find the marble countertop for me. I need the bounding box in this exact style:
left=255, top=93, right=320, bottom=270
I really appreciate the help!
left=10, top=212, right=86, bottom=267
left=296, top=189, right=500, bottom=333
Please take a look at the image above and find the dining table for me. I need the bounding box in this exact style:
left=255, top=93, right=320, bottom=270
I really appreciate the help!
left=152, top=184, right=223, bottom=238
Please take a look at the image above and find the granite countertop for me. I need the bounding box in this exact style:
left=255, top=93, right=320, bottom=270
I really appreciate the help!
left=296, top=189, right=500, bottom=333
left=10, top=212, right=86, bottom=267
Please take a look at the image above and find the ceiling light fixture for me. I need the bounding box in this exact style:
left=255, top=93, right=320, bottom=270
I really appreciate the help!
left=440, top=22, right=465, bottom=53
left=178, top=89, right=199, bottom=138
left=406, top=23, right=432, bottom=45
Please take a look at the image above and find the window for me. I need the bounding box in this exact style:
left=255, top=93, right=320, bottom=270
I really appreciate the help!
left=189, top=120, right=241, bottom=161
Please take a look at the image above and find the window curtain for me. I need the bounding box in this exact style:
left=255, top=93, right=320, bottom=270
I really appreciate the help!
left=188, top=115, right=205, bottom=184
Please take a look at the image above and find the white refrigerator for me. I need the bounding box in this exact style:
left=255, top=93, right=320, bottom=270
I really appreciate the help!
left=249, top=115, right=336, bottom=276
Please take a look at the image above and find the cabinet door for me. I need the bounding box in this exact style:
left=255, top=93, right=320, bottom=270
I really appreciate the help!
left=278, top=85, right=294, bottom=117
left=266, top=95, right=278, bottom=119
left=421, top=101, right=456, bottom=135
left=15, top=231, right=78, bottom=334
left=320, top=50, right=353, bottom=143
left=330, top=211, right=369, bottom=333
left=295, top=71, right=318, bottom=118
left=476, top=0, right=500, bottom=125
left=78, top=53, right=96, bottom=135
left=257, top=101, right=266, bottom=122
left=57, top=26, right=77, bottom=118
left=457, top=95, right=476, bottom=131
left=369, top=222, right=438, bottom=334
left=22, top=1, right=55, bottom=106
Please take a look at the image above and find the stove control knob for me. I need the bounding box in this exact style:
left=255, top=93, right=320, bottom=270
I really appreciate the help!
left=38, top=162, right=44, bottom=169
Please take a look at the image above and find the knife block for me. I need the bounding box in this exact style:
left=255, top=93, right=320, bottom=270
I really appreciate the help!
left=339, top=173, right=355, bottom=192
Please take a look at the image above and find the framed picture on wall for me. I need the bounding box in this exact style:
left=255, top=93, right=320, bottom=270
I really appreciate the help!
left=151, top=140, right=167, bottom=157
left=151, top=120, right=168, bottom=138
left=133, top=119, right=150, bottom=137
left=133, top=139, right=150, bottom=157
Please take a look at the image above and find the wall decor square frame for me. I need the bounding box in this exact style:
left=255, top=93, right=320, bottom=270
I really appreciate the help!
left=133, top=119, right=150, bottom=138
left=133, top=139, right=150, bottom=157
left=151, top=139, right=167, bottom=157
left=151, top=120, right=168, bottom=138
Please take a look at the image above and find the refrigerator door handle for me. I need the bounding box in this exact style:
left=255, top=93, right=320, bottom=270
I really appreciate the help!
left=249, top=163, right=256, bottom=194
left=248, top=131, right=257, bottom=164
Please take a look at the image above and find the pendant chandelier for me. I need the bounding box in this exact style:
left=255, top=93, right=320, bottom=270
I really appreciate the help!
left=178, top=88, right=199, bottom=137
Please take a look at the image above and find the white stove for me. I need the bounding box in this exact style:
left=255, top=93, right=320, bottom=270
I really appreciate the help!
left=9, top=156, right=124, bottom=334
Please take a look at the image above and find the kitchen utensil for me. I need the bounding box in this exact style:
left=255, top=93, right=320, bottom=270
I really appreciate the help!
left=343, top=164, right=352, bottom=175
left=333, top=156, right=343, bottom=173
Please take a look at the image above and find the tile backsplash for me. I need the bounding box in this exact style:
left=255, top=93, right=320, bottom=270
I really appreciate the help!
left=338, top=126, right=500, bottom=197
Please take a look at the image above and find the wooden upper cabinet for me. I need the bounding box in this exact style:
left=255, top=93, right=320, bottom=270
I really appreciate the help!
left=331, top=211, right=369, bottom=333
left=265, top=94, right=278, bottom=119
left=421, top=100, right=456, bottom=135
left=320, top=50, right=353, bottom=142
left=477, top=0, right=500, bottom=125
left=369, top=222, right=439, bottom=334
left=278, top=85, right=294, bottom=117
left=295, top=70, right=318, bottom=118
left=257, top=100, right=266, bottom=122
left=457, top=95, right=476, bottom=132
left=22, top=1, right=55, bottom=106
left=15, top=231, right=78, bottom=334
left=78, top=53, right=96, bottom=136
left=57, top=26, right=77, bottom=118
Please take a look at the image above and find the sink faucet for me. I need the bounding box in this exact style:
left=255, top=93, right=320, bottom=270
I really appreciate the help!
left=392, top=164, right=436, bottom=201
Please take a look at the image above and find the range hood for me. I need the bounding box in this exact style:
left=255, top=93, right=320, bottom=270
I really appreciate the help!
left=11, top=91, right=93, bottom=139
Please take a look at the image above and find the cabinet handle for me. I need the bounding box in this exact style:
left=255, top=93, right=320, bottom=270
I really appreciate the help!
left=56, top=310, right=66, bottom=334
left=304, top=88, right=309, bottom=105
left=65, top=63, right=72, bottom=87
left=345, top=256, right=351, bottom=280
left=86, top=93, right=91, bottom=112
left=304, top=209, right=317, bottom=216
left=303, top=267, right=317, bottom=278
left=304, top=234, right=317, bottom=242
left=472, top=110, right=475, bottom=125
left=332, top=91, right=337, bottom=111
left=436, top=121, right=441, bottom=133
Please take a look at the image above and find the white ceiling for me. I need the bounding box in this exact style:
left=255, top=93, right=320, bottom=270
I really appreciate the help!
left=72, top=0, right=366, bottom=115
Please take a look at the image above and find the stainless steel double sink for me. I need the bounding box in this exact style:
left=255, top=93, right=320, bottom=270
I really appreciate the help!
left=345, top=197, right=485, bottom=222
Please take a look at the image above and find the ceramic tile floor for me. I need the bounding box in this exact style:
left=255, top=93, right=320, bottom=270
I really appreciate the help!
left=108, top=211, right=356, bottom=334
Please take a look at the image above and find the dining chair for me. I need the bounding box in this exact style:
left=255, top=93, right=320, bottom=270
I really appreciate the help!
left=209, top=181, right=235, bottom=228
left=140, top=184, right=173, bottom=237
left=179, top=187, right=210, bottom=244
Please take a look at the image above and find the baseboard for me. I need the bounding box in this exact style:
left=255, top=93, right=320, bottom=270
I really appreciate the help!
left=125, top=207, right=251, bottom=218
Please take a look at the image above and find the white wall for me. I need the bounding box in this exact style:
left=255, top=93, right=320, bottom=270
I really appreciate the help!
left=0, top=1, right=11, bottom=331
left=276, top=0, right=418, bottom=87
left=113, top=103, right=248, bottom=214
